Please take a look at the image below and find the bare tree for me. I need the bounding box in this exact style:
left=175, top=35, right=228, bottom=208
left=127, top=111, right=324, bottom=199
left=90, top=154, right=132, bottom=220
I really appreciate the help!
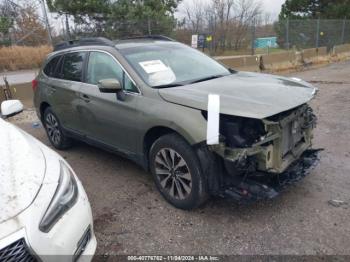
left=181, top=0, right=207, bottom=33
left=263, top=12, right=273, bottom=26
left=13, top=2, right=49, bottom=46
left=178, top=0, right=262, bottom=52
left=228, top=0, right=262, bottom=50
left=210, top=0, right=235, bottom=50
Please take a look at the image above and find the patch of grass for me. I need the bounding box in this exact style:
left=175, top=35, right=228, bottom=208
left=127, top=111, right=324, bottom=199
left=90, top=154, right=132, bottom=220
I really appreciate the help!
left=0, top=45, right=52, bottom=72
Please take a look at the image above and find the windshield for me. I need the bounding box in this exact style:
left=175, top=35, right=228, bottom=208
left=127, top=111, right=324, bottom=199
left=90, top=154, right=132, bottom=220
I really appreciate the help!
left=120, top=43, right=231, bottom=88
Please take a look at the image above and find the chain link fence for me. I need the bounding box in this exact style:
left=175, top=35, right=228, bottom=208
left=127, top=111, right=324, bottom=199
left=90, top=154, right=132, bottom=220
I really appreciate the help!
left=1, top=15, right=350, bottom=56
left=277, top=19, right=350, bottom=50
left=174, top=19, right=350, bottom=56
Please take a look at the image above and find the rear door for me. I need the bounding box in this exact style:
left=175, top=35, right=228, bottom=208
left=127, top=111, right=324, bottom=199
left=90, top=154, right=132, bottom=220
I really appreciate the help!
left=50, top=51, right=87, bottom=133
left=38, top=54, right=62, bottom=112
left=78, top=51, right=142, bottom=154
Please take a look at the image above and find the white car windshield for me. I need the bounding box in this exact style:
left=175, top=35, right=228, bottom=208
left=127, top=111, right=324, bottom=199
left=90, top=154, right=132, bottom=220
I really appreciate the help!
left=120, top=42, right=231, bottom=88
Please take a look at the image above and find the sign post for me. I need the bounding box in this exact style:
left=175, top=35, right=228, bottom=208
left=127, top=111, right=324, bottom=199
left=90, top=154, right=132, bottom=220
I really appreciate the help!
left=198, top=34, right=205, bottom=51
left=191, top=35, right=198, bottom=48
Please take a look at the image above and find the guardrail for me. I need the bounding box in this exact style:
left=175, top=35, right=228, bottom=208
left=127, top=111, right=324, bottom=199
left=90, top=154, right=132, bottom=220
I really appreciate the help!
left=216, top=44, right=350, bottom=72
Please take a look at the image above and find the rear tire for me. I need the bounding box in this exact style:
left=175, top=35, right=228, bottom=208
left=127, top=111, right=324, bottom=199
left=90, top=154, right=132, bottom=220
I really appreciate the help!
left=149, top=133, right=208, bottom=210
left=43, top=107, right=72, bottom=150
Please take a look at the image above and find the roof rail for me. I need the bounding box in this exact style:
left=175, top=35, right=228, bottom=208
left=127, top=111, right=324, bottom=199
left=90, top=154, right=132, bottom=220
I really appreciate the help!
left=118, top=35, right=175, bottom=42
left=53, top=37, right=115, bottom=51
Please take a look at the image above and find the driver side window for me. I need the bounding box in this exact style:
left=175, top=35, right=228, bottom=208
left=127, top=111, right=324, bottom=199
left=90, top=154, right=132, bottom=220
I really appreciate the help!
left=87, top=52, right=123, bottom=85
left=86, top=51, right=138, bottom=93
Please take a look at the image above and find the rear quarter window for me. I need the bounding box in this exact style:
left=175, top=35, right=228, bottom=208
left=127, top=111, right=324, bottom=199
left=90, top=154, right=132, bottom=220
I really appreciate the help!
left=43, top=55, right=61, bottom=77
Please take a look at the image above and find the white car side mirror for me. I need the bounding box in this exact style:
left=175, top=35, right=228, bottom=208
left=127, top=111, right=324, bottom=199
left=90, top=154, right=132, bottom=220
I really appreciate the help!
left=1, top=100, right=24, bottom=118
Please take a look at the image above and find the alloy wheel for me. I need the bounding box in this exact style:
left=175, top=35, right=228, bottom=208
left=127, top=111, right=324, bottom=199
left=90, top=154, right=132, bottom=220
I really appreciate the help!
left=45, top=113, right=61, bottom=146
left=154, top=148, right=192, bottom=200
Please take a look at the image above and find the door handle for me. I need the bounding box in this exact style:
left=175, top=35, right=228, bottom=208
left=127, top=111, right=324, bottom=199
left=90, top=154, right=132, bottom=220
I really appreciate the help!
left=49, top=86, right=56, bottom=93
left=81, top=94, right=90, bottom=103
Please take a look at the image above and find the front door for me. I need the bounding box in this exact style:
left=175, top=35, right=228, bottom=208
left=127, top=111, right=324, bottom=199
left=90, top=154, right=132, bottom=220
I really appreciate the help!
left=78, top=51, right=142, bottom=155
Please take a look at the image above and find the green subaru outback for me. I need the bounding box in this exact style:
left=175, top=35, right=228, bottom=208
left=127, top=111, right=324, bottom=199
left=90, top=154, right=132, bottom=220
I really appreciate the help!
left=34, top=36, right=320, bottom=209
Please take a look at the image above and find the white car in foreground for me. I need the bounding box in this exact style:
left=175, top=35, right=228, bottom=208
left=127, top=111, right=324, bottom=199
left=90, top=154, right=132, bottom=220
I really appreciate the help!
left=0, top=100, right=97, bottom=261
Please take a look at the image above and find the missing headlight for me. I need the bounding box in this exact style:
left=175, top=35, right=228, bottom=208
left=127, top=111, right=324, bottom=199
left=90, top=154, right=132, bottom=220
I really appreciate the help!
left=220, top=115, right=266, bottom=148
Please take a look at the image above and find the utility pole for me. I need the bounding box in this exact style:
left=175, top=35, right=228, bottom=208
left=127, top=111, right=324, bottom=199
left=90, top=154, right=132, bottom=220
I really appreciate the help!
left=316, top=18, right=320, bottom=48
left=65, top=14, right=71, bottom=39
left=286, top=18, right=290, bottom=50
left=147, top=16, right=152, bottom=35
left=341, top=18, right=346, bottom=44
left=40, top=0, right=53, bottom=45
left=251, top=19, right=256, bottom=55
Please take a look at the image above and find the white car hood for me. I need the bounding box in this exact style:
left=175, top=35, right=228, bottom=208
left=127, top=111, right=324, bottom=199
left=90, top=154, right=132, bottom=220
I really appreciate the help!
left=0, top=119, right=46, bottom=223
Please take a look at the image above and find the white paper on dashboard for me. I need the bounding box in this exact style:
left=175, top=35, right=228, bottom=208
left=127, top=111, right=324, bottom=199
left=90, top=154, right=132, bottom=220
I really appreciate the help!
left=139, top=60, right=169, bottom=74
left=148, top=68, right=176, bottom=86
left=207, top=94, right=220, bottom=145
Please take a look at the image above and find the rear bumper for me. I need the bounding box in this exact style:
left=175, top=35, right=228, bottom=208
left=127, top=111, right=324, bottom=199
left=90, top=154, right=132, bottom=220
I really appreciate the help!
left=221, top=149, right=322, bottom=202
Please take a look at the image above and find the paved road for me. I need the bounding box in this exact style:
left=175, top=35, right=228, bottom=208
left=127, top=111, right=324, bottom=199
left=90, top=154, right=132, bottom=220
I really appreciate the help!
left=10, top=61, right=350, bottom=255
left=0, top=70, right=38, bottom=85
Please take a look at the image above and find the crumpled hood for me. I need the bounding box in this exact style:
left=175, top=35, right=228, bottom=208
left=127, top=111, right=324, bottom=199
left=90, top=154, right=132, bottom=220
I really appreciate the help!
left=159, top=71, right=317, bottom=119
left=0, top=119, right=46, bottom=223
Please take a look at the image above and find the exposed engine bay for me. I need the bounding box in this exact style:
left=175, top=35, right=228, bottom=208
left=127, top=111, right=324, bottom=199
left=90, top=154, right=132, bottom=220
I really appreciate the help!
left=200, top=104, right=320, bottom=202
left=213, top=104, right=317, bottom=174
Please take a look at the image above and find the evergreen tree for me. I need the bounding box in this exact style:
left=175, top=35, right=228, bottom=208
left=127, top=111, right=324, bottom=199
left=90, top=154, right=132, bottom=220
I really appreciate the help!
left=46, top=0, right=182, bottom=38
left=279, top=0, right=350, bottom=20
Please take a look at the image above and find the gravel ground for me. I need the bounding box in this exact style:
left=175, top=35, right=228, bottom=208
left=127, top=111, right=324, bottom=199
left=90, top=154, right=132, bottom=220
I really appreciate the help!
left=9, top=61, right=350, bottom=256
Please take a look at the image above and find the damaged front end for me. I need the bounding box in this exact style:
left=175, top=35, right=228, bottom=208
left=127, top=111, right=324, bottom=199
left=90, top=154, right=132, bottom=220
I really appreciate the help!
left=201, top=104, right=321, bottom=202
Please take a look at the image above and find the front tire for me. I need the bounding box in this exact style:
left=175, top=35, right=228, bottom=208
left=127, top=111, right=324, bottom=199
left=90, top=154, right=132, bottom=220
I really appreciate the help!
left=149, top=134, right=208, bottom=210
left=43, top=107, right=72, bottom=150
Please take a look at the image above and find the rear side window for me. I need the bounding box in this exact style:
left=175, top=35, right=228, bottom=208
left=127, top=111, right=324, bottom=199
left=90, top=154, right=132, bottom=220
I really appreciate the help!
left=43, top=55, right=61, bottom=77
left=62, top=52, right=86, bottom=82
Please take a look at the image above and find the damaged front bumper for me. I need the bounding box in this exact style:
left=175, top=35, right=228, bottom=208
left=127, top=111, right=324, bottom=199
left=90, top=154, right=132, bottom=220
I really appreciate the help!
left=221, top=149, right=322, bottom=202
left=211, top=105, right=317, bottom=174
left=199, top=104, right=320, bottom=203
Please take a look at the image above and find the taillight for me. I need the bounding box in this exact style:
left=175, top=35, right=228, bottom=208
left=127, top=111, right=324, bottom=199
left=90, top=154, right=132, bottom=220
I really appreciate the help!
left=32, top=79, right=38, bottom=91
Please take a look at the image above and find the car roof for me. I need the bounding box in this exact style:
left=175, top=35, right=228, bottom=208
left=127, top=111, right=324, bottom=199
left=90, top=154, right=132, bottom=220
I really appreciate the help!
left=114, top=39, right=178, bottom=50
left=52, top=36, right=175, bottom=52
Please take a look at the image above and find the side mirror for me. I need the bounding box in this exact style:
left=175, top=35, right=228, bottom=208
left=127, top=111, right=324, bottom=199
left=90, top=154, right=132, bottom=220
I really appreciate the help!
left=98, top=79, right=122, bottom=93
left=1, top=100, right=24, bottom=118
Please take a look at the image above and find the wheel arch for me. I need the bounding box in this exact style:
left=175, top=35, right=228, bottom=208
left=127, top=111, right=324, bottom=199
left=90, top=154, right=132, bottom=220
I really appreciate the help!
left=143, top=125, right=197, bottom=170
left=40, top=101, right=51, bottom=122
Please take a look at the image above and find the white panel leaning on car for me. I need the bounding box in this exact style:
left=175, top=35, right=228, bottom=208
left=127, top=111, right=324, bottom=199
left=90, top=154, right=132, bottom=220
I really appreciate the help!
left=0, top=100, right=97, bottom=262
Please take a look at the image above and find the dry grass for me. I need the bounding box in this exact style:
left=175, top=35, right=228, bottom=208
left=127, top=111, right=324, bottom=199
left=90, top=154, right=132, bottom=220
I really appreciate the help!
left=0, top=45, right=52, bottom=72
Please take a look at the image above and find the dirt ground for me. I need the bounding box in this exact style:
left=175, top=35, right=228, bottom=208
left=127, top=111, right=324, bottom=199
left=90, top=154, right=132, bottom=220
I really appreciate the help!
left=9, top=60, right=350, bottom=256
